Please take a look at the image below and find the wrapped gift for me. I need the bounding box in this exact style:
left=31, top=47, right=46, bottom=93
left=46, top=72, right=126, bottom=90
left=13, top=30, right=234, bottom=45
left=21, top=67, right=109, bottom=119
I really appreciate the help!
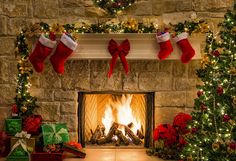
left=31, top=151, right=63, bottom=161
left=6, top=146, right=29, bottom=161
left=6, top=131, right=32, bottom=161
left=41, top=123, right=69, bottom=145
left=23, top=115, right=42, bottom=135
left=0, top=131, right=11, bottom=157
left=62, top=142, right=86, bottom=158
left=5, top=118, right=22, bottom=135
left=11, top=132, right=35, bottom=153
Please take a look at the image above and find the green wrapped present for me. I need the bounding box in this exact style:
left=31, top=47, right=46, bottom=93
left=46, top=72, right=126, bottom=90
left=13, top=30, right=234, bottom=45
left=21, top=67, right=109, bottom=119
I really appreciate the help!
left=6, top=146, right=29, bottom=161
left=42, top=123, right=69, bottom=145
left=7, top=132, right=32, bottom=161
left=5, top=118, right=22, bottom=135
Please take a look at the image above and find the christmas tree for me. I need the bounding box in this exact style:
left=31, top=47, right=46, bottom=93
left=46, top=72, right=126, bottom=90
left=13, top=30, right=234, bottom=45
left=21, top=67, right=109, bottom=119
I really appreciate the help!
left=181, top=10, right=236, bottom=161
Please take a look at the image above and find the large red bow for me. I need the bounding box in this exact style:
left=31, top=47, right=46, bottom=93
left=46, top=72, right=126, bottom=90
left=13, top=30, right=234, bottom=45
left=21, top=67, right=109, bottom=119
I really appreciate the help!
left=107, top=39, right=130, bottom=78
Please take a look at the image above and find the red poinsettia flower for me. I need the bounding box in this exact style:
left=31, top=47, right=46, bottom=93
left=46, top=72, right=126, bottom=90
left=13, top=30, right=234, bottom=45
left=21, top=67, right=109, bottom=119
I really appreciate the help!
left=153, top=124, right=177, bottom=147
left=173, top=112, right=192, bottom=134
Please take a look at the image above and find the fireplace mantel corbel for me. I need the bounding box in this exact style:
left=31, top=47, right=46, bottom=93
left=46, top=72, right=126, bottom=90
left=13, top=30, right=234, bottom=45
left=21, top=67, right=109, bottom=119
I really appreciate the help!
left=70, top=33, right=204, bottom=60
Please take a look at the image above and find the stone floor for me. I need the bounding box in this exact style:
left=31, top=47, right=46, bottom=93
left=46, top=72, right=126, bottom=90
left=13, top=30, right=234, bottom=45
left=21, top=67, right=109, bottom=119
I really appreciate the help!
left=0, top=149, right=165, bottom=161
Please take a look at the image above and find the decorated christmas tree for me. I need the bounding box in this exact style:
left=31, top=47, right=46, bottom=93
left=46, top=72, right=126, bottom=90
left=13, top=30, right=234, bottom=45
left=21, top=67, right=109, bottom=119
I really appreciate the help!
left=180, top=10, right=236, bottom=161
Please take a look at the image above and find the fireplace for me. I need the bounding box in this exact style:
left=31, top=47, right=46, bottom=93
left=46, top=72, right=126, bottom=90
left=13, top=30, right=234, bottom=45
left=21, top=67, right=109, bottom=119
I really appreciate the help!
left=78, top=92, right=155, bottom=148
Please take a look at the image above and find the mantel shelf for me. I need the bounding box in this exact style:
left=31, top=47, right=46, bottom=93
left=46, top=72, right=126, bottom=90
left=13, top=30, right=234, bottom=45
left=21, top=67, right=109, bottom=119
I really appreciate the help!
left=69, top=33, right=205, bottom=60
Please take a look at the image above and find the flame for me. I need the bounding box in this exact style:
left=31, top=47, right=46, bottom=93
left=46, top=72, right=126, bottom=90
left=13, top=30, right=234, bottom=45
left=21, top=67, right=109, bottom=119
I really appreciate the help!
left=102, top=104, right=114, bottom=135
left=102, top=94, right=141, bottom=136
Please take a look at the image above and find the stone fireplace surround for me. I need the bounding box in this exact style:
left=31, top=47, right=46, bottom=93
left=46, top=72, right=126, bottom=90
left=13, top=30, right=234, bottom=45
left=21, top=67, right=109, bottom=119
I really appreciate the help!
left=28, top=58, right=200, bottom=143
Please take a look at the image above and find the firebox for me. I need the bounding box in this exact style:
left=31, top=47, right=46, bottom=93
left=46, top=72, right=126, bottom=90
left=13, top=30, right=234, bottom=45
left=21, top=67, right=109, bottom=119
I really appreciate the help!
left=78, top=92, right=155, bottom=148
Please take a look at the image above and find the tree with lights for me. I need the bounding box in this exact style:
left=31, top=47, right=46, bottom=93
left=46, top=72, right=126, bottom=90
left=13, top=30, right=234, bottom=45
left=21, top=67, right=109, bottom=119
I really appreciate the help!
left=180, top=10, right=236, bottom=161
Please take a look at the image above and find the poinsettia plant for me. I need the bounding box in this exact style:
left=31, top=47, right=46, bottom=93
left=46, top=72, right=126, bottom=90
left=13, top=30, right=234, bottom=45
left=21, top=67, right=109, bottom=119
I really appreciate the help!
left=149, top=112, right=192, bottom=160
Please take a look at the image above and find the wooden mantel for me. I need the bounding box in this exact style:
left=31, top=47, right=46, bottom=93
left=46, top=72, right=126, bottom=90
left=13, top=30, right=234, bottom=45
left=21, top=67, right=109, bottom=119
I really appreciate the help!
left=70, top=33, right=204, bottom=60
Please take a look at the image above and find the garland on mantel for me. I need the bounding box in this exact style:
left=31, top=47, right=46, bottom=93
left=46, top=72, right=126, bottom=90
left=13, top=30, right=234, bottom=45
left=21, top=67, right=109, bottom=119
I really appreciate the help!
left=14, top=18, right=208, bottom=116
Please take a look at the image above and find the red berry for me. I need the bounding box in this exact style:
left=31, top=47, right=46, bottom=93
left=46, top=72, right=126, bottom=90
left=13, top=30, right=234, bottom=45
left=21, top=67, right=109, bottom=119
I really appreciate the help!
left=197, top=90, right=204, bottom=97
left=212, top=50, right=220, bottom=57
left=223, top=114, right=230, bottom=122
left=217, top=86, right=224, bottom=95
left=200, top=103, right=207, bottom=111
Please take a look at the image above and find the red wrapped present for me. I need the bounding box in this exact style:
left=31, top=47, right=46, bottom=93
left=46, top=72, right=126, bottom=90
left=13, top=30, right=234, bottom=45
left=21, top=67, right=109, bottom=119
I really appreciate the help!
left=62, top=142, right=86, bottom=158
left=0, top=131, right=11, bottom=157
left=31, top=151, right=63, bottom=161
left=23, top=115, right=42, bottom=135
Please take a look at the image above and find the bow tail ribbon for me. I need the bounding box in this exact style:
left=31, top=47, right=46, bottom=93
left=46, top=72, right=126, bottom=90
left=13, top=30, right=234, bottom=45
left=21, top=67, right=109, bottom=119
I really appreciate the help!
left=108, top=52, right=119, bottom=78
left=119, top=53, right=129, bottom=74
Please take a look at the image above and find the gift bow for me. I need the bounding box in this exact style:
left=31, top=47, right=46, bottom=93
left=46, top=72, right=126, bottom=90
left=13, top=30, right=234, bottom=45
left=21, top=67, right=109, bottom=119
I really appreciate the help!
left=107, top=39, right=130, bottom=78
left=15, top=131, right=31, bottom=139
left=43, top=124, right=68, bottom=145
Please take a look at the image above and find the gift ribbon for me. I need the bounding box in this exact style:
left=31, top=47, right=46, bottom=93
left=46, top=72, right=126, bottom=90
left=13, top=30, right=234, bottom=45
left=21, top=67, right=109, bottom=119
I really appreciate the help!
left=107, top=39, right=130, bottom=78
left=43, top=124, right=68, bottom=144
left=8, top=131, right=31, bottom=160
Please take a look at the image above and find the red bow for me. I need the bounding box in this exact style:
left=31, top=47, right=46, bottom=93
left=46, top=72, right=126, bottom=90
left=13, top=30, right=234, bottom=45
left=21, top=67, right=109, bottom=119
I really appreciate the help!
left=107, top=39, right=130, bottom=78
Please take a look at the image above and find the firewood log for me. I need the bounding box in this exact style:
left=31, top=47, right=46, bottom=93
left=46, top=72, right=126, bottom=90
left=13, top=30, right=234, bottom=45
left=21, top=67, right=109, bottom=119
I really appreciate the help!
left=97, top=122, right=118, bottom=145
left=115, top=129, right=129, bottom=145
left=125, top=125, right=142, bottom=145
left=90, top=125, right=102, bottom=144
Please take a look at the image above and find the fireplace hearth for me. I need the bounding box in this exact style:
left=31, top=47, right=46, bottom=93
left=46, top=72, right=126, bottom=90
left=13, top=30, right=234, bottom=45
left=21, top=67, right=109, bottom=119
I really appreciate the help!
left=78, top=92, right=155, bottom=148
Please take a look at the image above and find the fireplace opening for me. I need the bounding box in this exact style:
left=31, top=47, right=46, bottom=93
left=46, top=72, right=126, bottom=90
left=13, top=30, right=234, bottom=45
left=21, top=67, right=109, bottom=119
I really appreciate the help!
left=78, top=92, right=155, bottom=148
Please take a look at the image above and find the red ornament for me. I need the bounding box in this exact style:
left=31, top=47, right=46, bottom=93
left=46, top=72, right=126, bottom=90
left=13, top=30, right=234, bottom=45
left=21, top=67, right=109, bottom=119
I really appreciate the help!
left=23, top=115, right=42, bottom=135
left=191, top=127, right=197, bottom=134
left=223, top=114, right=230, bottom=122
left=212, top=50, right=220, bottom=57
left=197, top=90, right=204, bottom=97
left=11, top=104, right=18, bottom=114
left=217, top=86, right=224, bottom=95
left=230, top=142, right=236, bottom=150
left=173, top=112, right=192, bottom=134
left=49, top=32, right=56, bottom=41
left=200, top=103, right=207, bottom=111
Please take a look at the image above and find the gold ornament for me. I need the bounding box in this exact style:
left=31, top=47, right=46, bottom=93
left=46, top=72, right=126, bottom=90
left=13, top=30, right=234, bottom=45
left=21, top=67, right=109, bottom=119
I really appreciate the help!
left=229, top=67, right=236, bottom=75
left=187, top=155, right=193, bottom=161
left=51, top=24, right=64, bottom=34
left=212, top=142, right=220, bottom=151
left=227, top=147, right=234, bottom=154
left=21, top=106, right=28, bottom=113
left=201, top=55, right=210, bottom=68
left=233, top=96, right=236, bottom=105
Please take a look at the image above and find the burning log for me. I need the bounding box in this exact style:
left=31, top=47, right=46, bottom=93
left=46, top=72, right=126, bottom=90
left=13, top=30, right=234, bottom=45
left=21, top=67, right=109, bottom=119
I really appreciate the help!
left=90, top=125, right=104, bottom=144
left=115, top=137, right=121, bottom=146
left=137, top=129, right=144, bottom=139
left=97, top=122, right=118, bottom=145
left=115, top=129, right=129, bottom=146
left=125, top=125, right=142, bottom=145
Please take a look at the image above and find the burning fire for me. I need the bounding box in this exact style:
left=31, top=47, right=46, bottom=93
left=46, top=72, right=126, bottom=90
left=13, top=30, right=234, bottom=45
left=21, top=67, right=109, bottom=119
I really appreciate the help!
left=102, top=94, right=141, bottom=136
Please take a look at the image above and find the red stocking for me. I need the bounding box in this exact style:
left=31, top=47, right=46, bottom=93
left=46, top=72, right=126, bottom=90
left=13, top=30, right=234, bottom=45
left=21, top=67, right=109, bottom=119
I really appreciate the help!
left=50, top=33, right=78, bottom=74
left=29, top=34, right=56, bottom=72
left=173, top=32, right=195, bottom=64
left=156, top=32, right=173, bottom=60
